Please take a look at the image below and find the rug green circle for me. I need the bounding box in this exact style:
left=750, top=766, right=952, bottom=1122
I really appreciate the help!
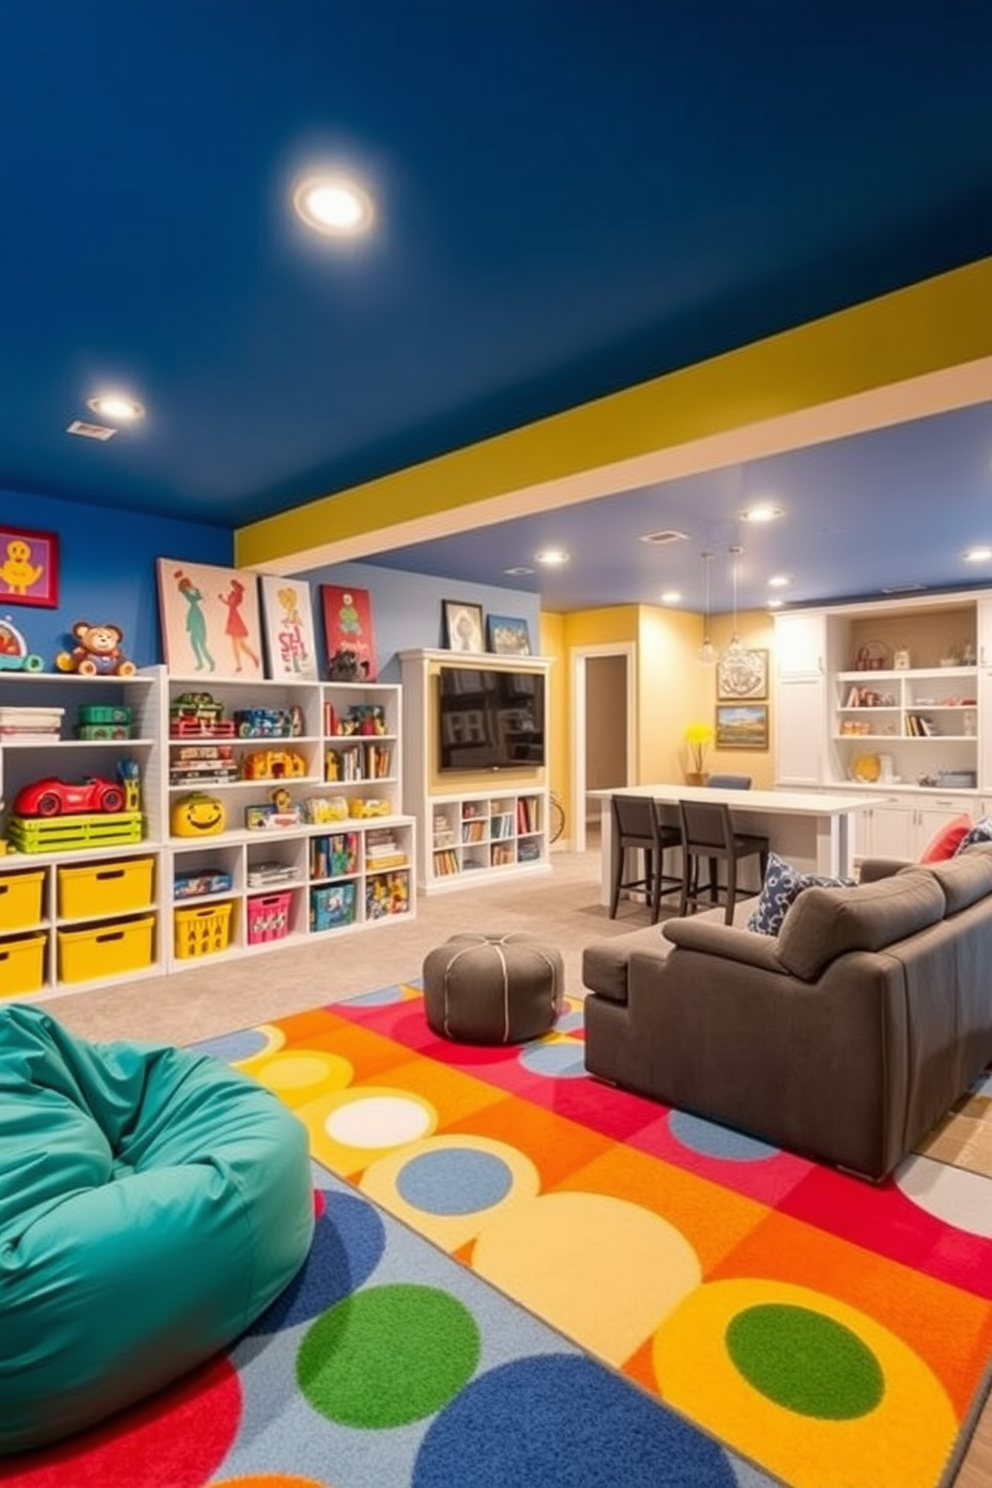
left=296, top=1282, right=480, bottom=1427
left=725, top=1303, right=884, bottom=1419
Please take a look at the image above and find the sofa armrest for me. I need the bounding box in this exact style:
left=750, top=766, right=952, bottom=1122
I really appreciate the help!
left=859, top=857, right=912, bottom=882
left=661, top=917, right=785, bottom=971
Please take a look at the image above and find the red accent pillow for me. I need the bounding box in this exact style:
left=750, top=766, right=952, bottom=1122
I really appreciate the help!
left=918, top=812, right=973, bottom=863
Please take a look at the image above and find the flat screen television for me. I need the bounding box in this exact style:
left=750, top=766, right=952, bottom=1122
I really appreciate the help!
left=436, top=663, right=545, bottom=772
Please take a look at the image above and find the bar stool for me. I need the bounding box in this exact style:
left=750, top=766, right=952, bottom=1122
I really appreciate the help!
left=677, top=798, right=769, bottom=924
left=609, top=794, right=682, bottom=922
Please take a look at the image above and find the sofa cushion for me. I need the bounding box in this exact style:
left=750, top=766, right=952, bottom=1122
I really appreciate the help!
left=775, top=869, right=946, bottom=981
left=910, top=846, right=992, bottom=915
left=955, top=815, right=992, bottom=854
left=746, top=851, right=855, bottom=936
left=918, top=812, right=973, bottom=862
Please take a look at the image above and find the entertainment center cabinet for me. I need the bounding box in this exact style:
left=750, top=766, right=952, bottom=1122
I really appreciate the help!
left=773, top=589, right=992, bottom=857
left=400, top=649, right=552, bottom=893
left=0, top=668, right=416, bottom=1001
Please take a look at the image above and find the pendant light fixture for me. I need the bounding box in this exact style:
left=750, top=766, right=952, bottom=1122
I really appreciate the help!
left=697, top=551, right=716, bottom=664
left=722, top=544, right=745, bottom=660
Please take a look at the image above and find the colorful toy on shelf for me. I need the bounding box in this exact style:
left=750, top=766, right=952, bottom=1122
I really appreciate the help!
left=171, top=793, right=227, bottom=837
left=13, top=775, right=126, bottom=818
left=241, top=748, right=306, bottom=781
left=0, top=615, right=44, bottom=672
left=55, top=622, right=136, bottom=677
left=234, top=706, right=304, bottom=738
left=169, top=692, right=235, bottom=738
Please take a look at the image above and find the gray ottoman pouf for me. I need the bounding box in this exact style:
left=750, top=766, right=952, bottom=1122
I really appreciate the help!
left=422, top=932, right=564, bottom=1044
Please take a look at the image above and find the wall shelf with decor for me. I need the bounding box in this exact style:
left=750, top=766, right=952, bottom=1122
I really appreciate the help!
left=400, top=648, right=552, bottom=894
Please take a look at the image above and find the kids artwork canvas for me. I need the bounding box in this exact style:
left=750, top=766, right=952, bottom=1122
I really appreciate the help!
left=157, top=560, right=264, bottom=680
left=320, top=585, right=378, bottom=680
left=259, top=575, right=319, bottom=680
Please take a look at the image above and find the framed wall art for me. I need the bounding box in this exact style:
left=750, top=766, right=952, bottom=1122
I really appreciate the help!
left=0, top=525, right=59, bottom=608
left=320, top=585, right=378, bottom=679
left=259, top=575, right=319, bottom=680
left=442, top=599, right=485, bottom=654
left=486, top=614, right=531, bottom=655
left=157, top=559, right=264, bottom=679
left=715, top=703, right=769, bottom=750
left=716, top=647, right=768, bottom=701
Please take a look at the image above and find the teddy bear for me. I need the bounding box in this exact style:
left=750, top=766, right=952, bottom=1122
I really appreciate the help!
left=55, top=621, right=137, bottom=677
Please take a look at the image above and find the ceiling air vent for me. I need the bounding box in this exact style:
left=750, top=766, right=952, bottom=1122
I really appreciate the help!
left=66, top=420, right=117, bottom=441
left=638, top=529, right=689, bottom=546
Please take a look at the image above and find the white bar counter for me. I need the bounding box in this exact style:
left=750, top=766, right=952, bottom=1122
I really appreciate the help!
left=590, top=784, right=872, bottom=907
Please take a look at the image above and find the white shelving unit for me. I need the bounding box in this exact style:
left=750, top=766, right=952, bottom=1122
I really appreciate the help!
left=400, top=648, right=552, bottom=894
left=0, top=668, right=416, bottom=1000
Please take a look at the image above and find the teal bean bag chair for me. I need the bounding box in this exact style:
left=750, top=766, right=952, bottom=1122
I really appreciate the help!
left=0, top=1003, right=314, bottom=1454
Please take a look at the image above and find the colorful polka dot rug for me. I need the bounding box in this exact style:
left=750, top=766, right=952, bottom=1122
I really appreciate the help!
left=7, top=984, right=991, bottom=1488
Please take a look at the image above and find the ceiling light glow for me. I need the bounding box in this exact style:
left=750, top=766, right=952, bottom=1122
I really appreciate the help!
left=768, top=574, right=790, bottom=587
left=964, top=546, right=992, bottom=563
left=294, top=174, right=374, bottom=235
left=767, top=598, right=784, bottom=609
left=535, top=548, right=568, bottom=566
left=87, top=394, right=144, bottom=421
left=660, top=590, right=682, bottom=604
left=740, top=504, right=783, bottom=523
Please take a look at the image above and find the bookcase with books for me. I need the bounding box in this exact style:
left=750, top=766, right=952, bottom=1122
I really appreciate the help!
left=400, top=648, right=552, bottom=894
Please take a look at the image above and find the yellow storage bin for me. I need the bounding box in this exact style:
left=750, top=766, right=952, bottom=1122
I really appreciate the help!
left=58, top=915, right=156, bottom=985
left=0, top=870, right=45, bottom=931
left=174, top=900, right=233, bottom=960
left=0, top=932, right=47, bottom=999
left=57, top=857, right=155, bottom=919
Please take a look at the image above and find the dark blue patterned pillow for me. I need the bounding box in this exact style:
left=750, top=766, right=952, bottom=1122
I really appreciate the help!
left=746, top=852, right=855, bottom=936
left=953, top=815, right=992, bottom=854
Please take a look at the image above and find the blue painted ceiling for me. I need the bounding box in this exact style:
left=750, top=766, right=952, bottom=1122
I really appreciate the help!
left=1, top=1, right=989, bottom=612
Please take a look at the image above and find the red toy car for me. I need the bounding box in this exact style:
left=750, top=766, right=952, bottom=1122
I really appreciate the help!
left=13, top=776, right=126, bottom=818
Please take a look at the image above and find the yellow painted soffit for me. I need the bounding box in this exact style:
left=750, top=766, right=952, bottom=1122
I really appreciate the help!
left=236, top=257, right=992, bottom=574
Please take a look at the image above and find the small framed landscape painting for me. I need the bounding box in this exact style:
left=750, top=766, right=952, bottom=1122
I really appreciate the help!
left=443, top=599, right=485, bottom=654
left=715, top=703, right=769, bottom=750
left=486, top=614, right=531, bottom=655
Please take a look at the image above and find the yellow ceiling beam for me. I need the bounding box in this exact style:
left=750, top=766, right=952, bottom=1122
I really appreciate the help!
left=236, top=257, right=992, bottom=574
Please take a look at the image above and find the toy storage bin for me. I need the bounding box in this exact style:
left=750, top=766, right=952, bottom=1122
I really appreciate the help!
left=58, top=916, right=155, bottom=984
left=247, top=891, right=292, bottom=945
left=174, top=901, right=233, bottom=959
left=0, top=933, right=47, bottom=998
left=57, top=857, right=155, bottom=919
left=0, top=869, right=45, bottom=931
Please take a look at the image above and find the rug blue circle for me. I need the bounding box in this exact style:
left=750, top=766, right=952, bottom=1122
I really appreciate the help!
left=412, top=1353, right=741, bottom=1487
left=346, top=983, right=415, bottom=1006
left=191, top=1026, right=270, bottom=1061
left=667, top=1109, right=779, bottom=1162
left=396, top=1149, right=514, bottom=1215
left=250, top=1188, right=386, bottom=1332
left=518, top=1042, right=586, bottom=1078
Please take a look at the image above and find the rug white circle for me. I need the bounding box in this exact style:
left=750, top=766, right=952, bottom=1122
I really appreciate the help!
left=326, top=1094, right=434, bottom=1149
left=895, top=1154, right=992, bottom=1237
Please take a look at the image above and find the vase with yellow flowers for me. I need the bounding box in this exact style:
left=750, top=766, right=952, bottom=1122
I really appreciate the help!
left=683, top=722, right=714, bottom=785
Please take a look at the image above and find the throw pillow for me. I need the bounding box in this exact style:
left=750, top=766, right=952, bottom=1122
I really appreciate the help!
left=918, top=812, right=973, bottom=863
left=954, top=815, right=992, bottom=855
left=746, top=851, right=856, bottom=936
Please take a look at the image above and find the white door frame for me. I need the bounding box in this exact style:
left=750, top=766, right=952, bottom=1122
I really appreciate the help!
left=569, top=642, right=637, bottom=853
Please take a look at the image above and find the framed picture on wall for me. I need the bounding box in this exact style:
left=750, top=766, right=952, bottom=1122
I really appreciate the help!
left=715, top=703, right=769, bottom=750
left=716, top=648, right=768, bottom=700
left=321, top=585, right=378, bottom=679
left=259, top=575, right=319, bottom=680
left=0, top=525, right=59, bottom=608
left=486, top=614, right=531, bottom=655
left=443, top=599, right=485, bottom=653
left=157, top=559, right=264, bottom=679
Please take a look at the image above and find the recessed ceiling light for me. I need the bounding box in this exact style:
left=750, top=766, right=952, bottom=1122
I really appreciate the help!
left=767, top=574, right=790, bottom=588
left=767, top=598, right=784, bottom=609
left=535, top=548, right=569, bottom=566
left=504, top=565, right=535, bottom=576
left=660, top=590, right=682, bottom=604
left=740, top=504, right=783, bottom=523
left=66, top=419, right=117, bottom=441
left=293, top=174, right=374, bottom=235
left=964, top=546, right=992, bottom=563
left=86, top=393, right=144, bottom=421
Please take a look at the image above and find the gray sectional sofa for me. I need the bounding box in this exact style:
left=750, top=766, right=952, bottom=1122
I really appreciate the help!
left=582, top=846, right=992, bottom=1180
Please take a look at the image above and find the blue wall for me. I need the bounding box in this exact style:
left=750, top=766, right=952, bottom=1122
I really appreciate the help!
left=1, top=488, right=232, bottom=668
left=0, top=489, right=541, bottom=674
